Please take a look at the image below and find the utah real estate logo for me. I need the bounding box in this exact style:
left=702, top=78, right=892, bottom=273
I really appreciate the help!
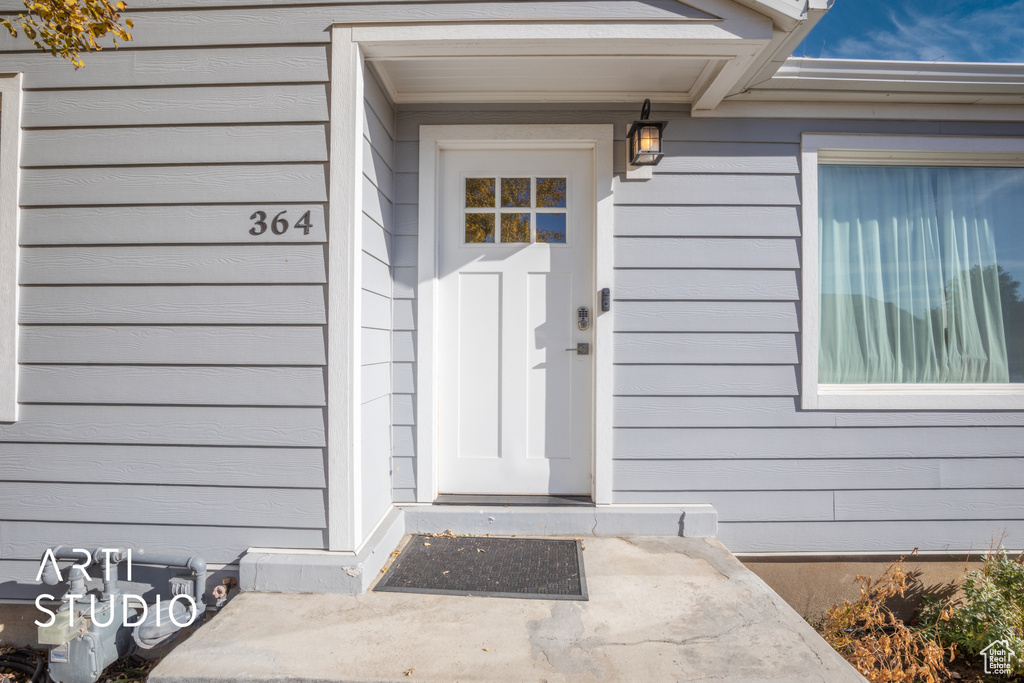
left=980, top=639, right=1016, bottom=676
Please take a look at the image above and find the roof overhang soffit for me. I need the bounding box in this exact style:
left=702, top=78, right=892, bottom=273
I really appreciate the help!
left=344, top=0, right=781, bottom=111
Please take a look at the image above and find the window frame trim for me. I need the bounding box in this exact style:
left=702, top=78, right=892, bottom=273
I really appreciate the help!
left=0, top=74, right=22, bottom=422
left=800, top=133, right=1024, bottom=411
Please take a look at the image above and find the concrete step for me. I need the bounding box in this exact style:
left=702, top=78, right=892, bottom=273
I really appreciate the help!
left=401, top=503, right=718, bottom=538
left=238, top=505, right=718, bottom=595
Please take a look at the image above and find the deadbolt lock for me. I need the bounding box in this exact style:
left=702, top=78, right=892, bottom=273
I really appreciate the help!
left=577, top=306, right=590, bottom=331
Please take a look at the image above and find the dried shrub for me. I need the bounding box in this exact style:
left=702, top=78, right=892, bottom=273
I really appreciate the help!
left=813, top=557, right=954, bottom=683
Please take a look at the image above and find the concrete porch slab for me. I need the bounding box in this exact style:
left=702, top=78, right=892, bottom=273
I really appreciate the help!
left=150, top=536, right=865, bottom=683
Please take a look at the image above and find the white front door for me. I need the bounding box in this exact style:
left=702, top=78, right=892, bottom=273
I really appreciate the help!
left=437, top=147, right=594, bottom=495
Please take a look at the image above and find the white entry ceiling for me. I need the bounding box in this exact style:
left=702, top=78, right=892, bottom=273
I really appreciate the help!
left=352, top=0, right=821, bottom=111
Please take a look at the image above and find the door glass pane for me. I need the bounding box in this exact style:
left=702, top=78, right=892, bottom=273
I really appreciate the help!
left=466, top=178, right=495, bottom=208
left=536, top=213, right=567, bottom=243
left=501, top=213, right=530, bottom=243
left=501, top=178, right=531, bottom=208
left=466, top=213, right=495, bottom=243
left=536, top=177, right=566, bottom=208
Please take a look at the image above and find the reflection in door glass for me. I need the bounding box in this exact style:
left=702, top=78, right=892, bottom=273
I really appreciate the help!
left=536, top=213, right=567, bottom=243
left=466, top=213, right=495, bottom=243
left=501, top=178, right=531, bottom=207
left=466, top=178, right=496, bottom=208
left=536, top=178, right=566, bottom=208
left=501, top=213, right=530, bottom=243
left=463, top=176, right=568, bottom=245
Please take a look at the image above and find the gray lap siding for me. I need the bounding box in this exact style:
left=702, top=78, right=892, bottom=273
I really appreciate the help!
left=393, top=106, right=1024, bottom=552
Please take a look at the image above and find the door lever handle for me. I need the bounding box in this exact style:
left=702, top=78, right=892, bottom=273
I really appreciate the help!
left=565, top=343, right=590, bottom=355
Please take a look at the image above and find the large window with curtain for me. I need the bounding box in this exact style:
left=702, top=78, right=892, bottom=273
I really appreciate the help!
left=801, top=135, right=1024, bottom=410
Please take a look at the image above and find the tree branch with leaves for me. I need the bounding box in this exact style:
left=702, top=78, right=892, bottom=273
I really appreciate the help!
left=1, top=0, right=133, bottom=69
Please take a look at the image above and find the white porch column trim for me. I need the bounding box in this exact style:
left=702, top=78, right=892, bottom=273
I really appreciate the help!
left=416, top=124, right=615, bottom=504
left=327, top=26, right=365, bottom=551
left=0, top=74, right=22, bottom=423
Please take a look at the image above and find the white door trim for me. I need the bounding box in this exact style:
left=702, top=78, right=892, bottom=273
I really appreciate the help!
left=417, top=124, right=615, bottom=503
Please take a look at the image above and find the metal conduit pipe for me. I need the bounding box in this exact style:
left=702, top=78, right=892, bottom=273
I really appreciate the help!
left=131, top=552, right=208, bottom=608
left=90, top=549, right=129, bottom=601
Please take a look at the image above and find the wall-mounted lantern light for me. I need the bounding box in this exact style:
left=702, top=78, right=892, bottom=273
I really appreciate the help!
left=626, top=99, right=666, bottom=167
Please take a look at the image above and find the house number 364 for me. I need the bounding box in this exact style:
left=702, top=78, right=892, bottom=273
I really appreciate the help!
left=249, top=210, right=314, bottom=236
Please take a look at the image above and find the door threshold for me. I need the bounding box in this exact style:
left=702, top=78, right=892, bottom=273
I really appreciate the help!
left=434, top=494, right=593, bottom=507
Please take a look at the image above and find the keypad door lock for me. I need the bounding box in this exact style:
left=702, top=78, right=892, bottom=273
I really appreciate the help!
left=566, top=343, right=590, bottom=355
left=577, top=306, right=590, bottom=331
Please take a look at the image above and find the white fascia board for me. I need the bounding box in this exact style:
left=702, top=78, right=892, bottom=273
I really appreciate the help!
left=728, top=1, right=830, bottom=95
left=725, top=0, right=807, bottom=31
left=720, top=89, right=1024, bottom=104
left=769, top=57, right=1024, bottom=92
left=353, top=22, right=771, bottom=56
left=708, top=56, right=1024, bottom=116
left=697, top=100, right=1024, bottom=121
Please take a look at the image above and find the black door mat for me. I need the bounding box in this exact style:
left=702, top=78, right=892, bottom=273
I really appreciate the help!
left=434, top=494, right=592, bottom=507
left=375, top=535, right=588, bottom=600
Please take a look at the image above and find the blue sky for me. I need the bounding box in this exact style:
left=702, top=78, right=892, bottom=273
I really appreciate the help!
left=795, top=0, right=1024, bottom=63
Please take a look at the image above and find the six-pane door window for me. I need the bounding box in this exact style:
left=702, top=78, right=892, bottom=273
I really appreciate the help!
left=464, top=176, right=567, bottom=244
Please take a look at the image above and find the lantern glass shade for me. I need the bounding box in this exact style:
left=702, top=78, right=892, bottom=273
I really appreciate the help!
left=627, top=120, right=665, bottom=166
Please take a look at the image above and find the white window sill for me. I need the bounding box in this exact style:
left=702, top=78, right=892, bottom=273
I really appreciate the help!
left=810, top=384, right=1024, bottom=410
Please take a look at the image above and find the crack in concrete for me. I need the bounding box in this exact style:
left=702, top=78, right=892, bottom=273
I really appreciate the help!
left=595, top=617, right=760, bottom=651
left=251, top=555, right=262, bottom=590
left=527, top=602, right=605, bottom=680
left=792, top=625, right=833, bottom=674
left=617, top=536, right=732, bottom=579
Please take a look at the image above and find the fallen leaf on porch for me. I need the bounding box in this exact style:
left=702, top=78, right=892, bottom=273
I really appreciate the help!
left=476, top=548, right=485, bottom=553
left=403, top=667, right=415, bottom=676
left=433, top=529, right=459, bottom=538
left=442, top=570, right=449, bottom=574
left=380, top=567, right=388, bottom=573
left=391, top=550, right=401, bottom=557
left=423, top=542, right=431, bottom=546
left=482, top=648, right=490, bottom=652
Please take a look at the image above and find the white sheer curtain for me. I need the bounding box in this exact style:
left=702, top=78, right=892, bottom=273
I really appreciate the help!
left=818, top=165, right=1010, bottom=384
